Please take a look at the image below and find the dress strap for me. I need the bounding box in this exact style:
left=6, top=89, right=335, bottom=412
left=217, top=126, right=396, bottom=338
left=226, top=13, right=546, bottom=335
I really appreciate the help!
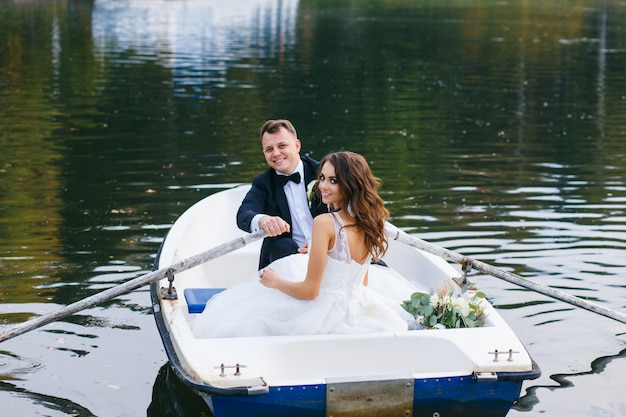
left=328, top=213, right=351, bottom=263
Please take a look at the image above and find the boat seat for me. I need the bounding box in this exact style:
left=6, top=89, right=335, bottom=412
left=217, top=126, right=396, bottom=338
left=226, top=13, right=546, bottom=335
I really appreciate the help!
left=183, top=288, right=225, bottom=313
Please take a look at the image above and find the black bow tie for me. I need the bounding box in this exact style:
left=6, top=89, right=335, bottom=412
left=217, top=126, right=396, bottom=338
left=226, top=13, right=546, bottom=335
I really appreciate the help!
left=277, top=172, right=301, bottom=186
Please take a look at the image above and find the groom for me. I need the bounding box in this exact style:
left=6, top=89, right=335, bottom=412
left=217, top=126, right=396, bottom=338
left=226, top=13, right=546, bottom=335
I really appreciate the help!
left=237, top=119, right=327, bottom=269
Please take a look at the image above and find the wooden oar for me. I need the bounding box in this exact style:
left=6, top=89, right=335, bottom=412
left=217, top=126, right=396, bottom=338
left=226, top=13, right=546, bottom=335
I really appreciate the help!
left=385, top=223, right=626, bottom=325
left=0, top=230, right=266, bottom=343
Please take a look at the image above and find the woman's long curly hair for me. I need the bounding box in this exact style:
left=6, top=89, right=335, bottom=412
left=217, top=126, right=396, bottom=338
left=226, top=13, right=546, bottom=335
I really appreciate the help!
left=317, top=151, right=390, bottom=261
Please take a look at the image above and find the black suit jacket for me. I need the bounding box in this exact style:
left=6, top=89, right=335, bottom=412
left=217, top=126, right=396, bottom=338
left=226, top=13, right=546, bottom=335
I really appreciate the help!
left=237, top=155, right=327, bottom=268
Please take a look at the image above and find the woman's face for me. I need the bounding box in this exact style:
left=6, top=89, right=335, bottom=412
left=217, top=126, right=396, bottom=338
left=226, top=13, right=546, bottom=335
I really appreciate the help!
left=318, top=161, right=344, bottom=208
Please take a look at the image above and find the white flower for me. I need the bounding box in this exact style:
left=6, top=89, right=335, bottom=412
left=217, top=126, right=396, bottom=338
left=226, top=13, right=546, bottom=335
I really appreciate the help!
left=429, top=293, right=439, bottom=307
left=306, top=180, right=317, bottom=202
left=454, top=297, right=470, bottom=317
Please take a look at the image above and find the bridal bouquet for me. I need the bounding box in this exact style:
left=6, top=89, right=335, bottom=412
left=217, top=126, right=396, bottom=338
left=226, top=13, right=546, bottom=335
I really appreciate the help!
left=402, top=281, right=488, bottom=329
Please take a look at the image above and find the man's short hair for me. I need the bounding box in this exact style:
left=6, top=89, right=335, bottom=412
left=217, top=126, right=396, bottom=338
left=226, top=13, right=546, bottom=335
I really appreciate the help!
left=260, top=119, right=297, bottom=140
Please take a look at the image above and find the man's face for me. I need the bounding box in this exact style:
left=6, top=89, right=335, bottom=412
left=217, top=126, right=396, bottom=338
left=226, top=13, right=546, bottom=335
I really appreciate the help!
left=261, top=127, right=301, bottom=174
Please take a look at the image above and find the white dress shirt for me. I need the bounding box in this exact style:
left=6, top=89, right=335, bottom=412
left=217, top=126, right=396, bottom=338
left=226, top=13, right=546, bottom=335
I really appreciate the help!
left=251, top=160, right=313, bottom=247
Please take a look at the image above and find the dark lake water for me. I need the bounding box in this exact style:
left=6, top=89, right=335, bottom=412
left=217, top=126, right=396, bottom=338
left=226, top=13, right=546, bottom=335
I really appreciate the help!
left=2, top=0, right=626, bottom=415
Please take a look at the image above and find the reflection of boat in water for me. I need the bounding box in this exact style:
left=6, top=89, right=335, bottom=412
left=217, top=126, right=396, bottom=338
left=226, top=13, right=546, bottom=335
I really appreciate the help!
left=150, top=185, right=540, bottom=417
left=147, top=362, right=213, bottom=417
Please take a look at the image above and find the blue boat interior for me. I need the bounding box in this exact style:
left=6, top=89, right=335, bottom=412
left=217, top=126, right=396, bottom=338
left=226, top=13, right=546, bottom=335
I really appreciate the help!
left=184, top=288, right=225, bottom=313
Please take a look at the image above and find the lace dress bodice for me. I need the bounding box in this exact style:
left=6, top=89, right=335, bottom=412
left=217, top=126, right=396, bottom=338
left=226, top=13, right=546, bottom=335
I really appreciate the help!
left=318, top=213, right=372, bottom=301
left=327, top=212, right=357, bottom=263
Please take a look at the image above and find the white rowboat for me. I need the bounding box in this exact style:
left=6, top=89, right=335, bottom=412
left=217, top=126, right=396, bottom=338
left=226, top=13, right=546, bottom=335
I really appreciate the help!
left=150, top=185, right=540, bottom=417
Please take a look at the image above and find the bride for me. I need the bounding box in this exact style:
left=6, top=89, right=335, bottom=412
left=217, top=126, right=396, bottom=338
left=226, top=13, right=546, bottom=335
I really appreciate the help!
left=192, top=151, right=415, bottom=338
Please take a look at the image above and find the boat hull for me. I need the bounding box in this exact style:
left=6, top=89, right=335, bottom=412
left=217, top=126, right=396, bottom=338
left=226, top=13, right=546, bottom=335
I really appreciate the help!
left=148, top=355, right=537, bottom=417
left=206, top=375, right=535, bottom=417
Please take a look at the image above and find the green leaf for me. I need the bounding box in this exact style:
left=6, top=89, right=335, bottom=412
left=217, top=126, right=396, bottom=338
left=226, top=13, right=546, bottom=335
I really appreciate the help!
left=414, top=305, right=429, bottom=317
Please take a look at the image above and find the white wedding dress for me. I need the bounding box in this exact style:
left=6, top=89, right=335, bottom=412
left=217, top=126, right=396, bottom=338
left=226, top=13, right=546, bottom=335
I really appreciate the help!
left=192, top=213, right=416, bottom=338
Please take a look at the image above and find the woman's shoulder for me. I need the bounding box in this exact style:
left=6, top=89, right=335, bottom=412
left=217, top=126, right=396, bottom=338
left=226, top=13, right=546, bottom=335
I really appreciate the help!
left=313, top=213, right=339, bottom=237
left=313, top=212, right=335, bottom=226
